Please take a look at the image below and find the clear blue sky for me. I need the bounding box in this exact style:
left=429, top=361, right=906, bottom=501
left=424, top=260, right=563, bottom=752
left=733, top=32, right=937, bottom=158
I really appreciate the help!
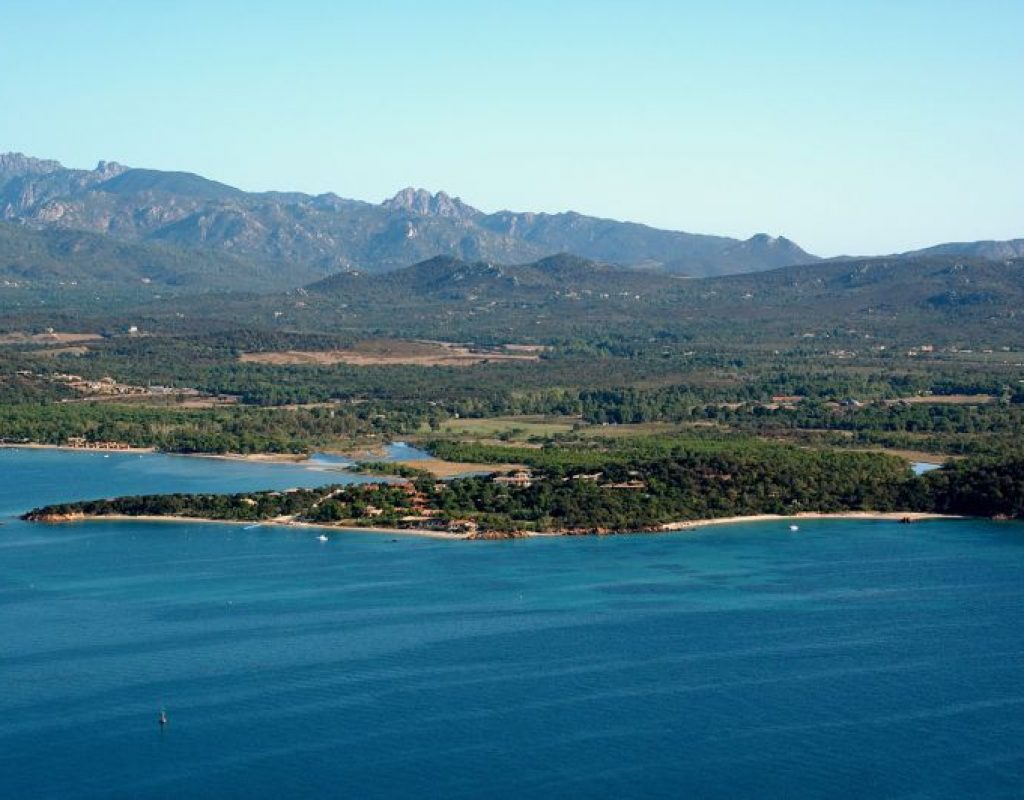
left=2, top=0, right=1022, bottom=255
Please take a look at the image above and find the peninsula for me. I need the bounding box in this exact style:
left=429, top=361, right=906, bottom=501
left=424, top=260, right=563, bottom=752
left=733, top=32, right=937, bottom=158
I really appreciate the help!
left=22, top=447, right=1023, bottom=537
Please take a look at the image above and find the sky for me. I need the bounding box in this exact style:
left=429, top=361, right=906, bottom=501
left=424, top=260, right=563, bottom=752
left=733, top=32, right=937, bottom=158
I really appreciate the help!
left=2, top=0, right=1022, bottom=256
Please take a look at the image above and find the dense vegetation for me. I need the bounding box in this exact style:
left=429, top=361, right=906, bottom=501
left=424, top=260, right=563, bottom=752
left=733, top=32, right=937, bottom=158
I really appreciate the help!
left=0, top=403, right=419, bottom=454
left=922, top=456, right=1024, bottom=519
left=2, top=226, right=1022, bottom=528
left=1, top=330, right=1020, bottom=459
left=23, top=447, right=1024, bottom=533
left=0, top=221, right=313, bottom=290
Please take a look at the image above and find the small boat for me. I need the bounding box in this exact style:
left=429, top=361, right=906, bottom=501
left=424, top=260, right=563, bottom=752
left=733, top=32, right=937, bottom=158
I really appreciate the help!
left=317, top=534, right=329, bottom=542
left=159, top=709, right=168, bottom=726
left=789, top=524, right=800, bottom=531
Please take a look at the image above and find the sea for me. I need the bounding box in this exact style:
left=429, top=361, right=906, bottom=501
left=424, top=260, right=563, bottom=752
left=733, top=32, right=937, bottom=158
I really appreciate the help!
left=1, top=448, right=1023, bottom=798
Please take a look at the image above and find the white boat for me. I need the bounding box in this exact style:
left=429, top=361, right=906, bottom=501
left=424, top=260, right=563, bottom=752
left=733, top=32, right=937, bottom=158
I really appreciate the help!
left=789, top=524, right=800, bottom=531
left=317, top=534, right=329, bottom=542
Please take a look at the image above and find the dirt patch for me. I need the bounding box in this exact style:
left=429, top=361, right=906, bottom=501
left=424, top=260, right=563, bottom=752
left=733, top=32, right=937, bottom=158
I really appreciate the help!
left=893, top=394, right=994, bottom=405
left=176, top=396, right=240, bottom=408
left=390, top=458, right=527, bottom=478
left=33, top=346, right=91, bottom=357
left=0, top=331, right=103, bottom=346
left=240, top=339, right=544, bottom=367
left=849, top=447, right=956, bottom=464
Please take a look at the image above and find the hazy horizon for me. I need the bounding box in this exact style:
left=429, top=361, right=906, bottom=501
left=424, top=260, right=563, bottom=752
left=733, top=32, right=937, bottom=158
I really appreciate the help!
left=3, top=1, right=1022, bottom=257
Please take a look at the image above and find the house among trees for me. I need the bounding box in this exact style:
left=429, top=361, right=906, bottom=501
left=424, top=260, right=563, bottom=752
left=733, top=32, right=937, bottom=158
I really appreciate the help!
left=494, top=470, right=534, bottom=487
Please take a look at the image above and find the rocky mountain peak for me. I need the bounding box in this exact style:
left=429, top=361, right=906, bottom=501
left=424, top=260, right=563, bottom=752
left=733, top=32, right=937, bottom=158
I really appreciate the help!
left=0, top=152, right=64, bottom=179
left=382, top=187, right=479, bottom=220
left=94, top=160, right=130, bottom=180
left=737, top=233, right=806, bottom=253
left=1, top=152, right=823, bottom=277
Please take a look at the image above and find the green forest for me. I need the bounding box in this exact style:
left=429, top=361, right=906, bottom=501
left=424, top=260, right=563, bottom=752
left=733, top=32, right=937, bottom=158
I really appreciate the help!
left=23, top=447, right=1024, bottom=533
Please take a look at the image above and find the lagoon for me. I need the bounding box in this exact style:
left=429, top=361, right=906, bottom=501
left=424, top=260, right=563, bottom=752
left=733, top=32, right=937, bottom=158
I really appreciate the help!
left=1, top=448, right=1023, bottom=798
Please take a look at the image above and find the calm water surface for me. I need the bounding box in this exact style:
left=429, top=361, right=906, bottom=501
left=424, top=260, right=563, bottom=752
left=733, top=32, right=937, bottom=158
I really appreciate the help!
left=1, top=449, right=1023, bottom=798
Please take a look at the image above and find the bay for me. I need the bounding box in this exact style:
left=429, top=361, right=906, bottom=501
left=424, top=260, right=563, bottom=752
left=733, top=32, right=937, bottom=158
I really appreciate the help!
left=1, top=448, right=1023, bottom=798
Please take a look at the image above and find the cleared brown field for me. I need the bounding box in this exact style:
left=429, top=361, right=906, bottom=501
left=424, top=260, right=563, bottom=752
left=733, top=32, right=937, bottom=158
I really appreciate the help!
left=892, top=394, right=994, bottom=405
left=850, top=447, right=954, bottom=464
left=33, top=346, right=91, bottom=357
left=240, top=338, right=544, bottom=367
left=390, top=458, right=527, bottom=478
left=0, top=331, right=102, bottom=346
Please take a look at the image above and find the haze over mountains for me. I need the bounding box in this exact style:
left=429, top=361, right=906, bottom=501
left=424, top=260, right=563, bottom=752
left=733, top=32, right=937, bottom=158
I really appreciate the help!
left=0, top=152, right=816, bottom=281
left=306, top=252, right=1024, bottom=322
left=0, top=152, right=1021, bottom=301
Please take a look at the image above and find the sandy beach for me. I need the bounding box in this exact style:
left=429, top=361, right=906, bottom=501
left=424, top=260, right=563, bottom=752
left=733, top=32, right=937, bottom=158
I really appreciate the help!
left=29, top=509, right=974, bottom=541
left=659, top=511, right=960, bottom=531
left=39, top=513, right=471, bottom=540
left=0, top=442, right=511, bottom=478
left=1, top=442, right=157, bottom=455
left=185, top=452, right=314, bottom=465
left=1, top=443, right=351, bottom=470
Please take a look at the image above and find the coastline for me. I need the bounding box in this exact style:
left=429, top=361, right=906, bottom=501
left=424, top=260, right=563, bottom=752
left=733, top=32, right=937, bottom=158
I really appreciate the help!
left=36, top=513, right=471, bottom=540
left=1, top=442, right=157, bottom=455
left=26, top=510, right=973, bottom=541
left=0, top=443, right=330, bottom=464
left=183, top=451, right=316, bottom=465
left=658, top=511, right=960, bottom=531
left=0, top=442, right=506, bottom=478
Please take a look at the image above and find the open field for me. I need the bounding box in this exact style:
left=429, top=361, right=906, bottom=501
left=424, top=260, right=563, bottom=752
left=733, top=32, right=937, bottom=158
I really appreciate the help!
left=849, top=447, right=954, bottom=464
left=439, top=415, right=579, bottom=439
left=33, top=345, right=91, bottom=357
left=0, top=331, right=103, bottom=346
left=893, top=394, right=995, bottom=405
left=390, top=458, right=527, bottom=478
left=240, top=338, right=544, bottom=367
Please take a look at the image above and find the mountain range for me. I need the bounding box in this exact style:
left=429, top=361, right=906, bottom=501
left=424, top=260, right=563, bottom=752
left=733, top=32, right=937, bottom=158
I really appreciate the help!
left=307, top=252, right=1024, bottom=319
left=0, top=152, right=1021, bottom=298
left=0, top=152, right=816, bottom=281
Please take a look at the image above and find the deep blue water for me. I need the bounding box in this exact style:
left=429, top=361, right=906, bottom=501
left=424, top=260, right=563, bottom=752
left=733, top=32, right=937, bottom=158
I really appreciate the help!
left=2, top=449, right=1024, bottom=798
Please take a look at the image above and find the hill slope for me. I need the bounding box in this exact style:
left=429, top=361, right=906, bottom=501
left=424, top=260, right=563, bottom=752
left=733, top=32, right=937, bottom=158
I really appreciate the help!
left=0, top=153, right=818, bottom=277
left=0, top=221, right=321, bottom=290
left=902, top=239, right=1024, bottom=260
left=309, top=253, right=686, bottom=301
left=299, top=252, right=1024, bottom=344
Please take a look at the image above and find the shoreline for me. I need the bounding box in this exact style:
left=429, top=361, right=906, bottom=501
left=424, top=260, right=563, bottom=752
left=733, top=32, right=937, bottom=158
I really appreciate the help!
left=183, top=451, right=318, bottom=465
left=0, top=443, right=327, bottom=464
left=1, top=442, right=157, bottom=455
left=25, top=510, right=976, bottom=541
left=658, top=511, right=960, bottom=531
left=33, top=513, right=471, bottom=540
left=0, top=442, right=511, bottom=478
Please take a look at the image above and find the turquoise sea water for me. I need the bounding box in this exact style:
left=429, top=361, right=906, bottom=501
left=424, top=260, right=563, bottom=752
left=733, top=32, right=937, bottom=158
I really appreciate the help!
left=2, top=449, right=1024, bottom=798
